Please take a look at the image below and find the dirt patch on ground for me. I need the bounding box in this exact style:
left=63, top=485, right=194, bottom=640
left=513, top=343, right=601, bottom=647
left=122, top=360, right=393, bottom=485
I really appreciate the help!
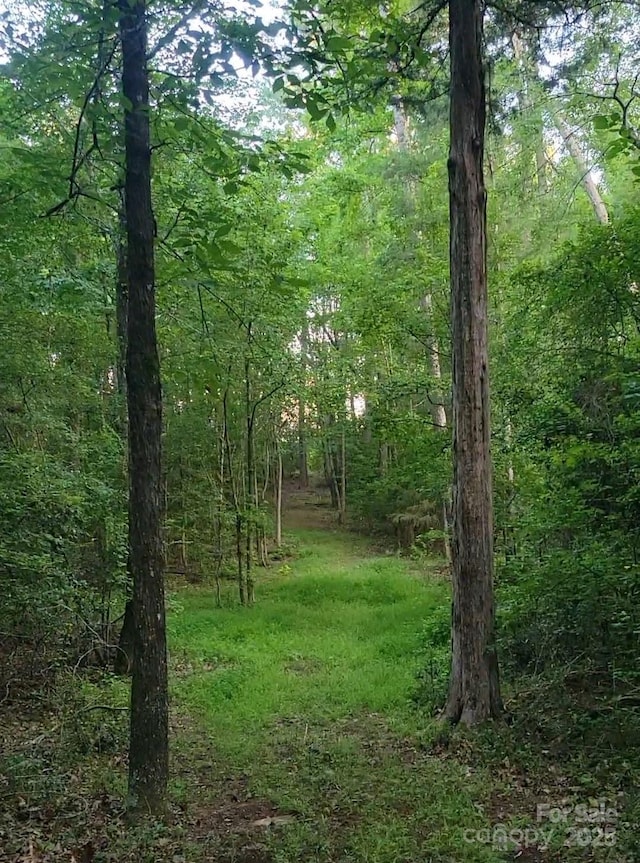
left=191, top=797, right=295, bottom=839
left=282, top=483, right=335, bottom=531
left=184, top=774, right=299, bottom=863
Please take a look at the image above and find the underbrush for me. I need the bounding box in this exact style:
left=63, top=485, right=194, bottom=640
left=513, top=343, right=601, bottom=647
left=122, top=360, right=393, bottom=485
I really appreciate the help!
left=0, top=669, right=130, bottom=861
left=411, top=579, right=640, bottom=862
left=0, top=667, right=239, bottom=863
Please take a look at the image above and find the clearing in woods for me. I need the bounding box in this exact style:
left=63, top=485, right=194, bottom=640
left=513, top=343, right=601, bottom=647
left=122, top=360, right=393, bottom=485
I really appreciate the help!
left=168, top=488, right=517, bottom=863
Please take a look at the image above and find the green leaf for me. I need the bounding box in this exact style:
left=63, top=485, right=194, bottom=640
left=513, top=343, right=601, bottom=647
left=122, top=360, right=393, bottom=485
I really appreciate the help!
left=284, top=94, right=305, bottom=109
left=218, top=240, right=241, bottom=256
left=306, top=97, right=328, bottom=122
left=173, top=115, right=190, bottom=132
left=325, top=35, right=352, bottom=52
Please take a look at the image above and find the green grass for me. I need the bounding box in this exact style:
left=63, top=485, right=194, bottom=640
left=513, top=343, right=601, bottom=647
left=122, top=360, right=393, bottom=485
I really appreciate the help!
left=4, top=524, right=632, bottom=862
left=168, top=528, right=507, bottom=862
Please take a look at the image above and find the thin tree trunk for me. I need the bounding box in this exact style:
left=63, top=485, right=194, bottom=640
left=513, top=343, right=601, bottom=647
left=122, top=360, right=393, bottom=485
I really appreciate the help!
left=445, top=0, right=502, bottom=726
left=420, top=294, right=448, bottom=431
left=114, top=208, right=135, bottom=676
left=535, top=145, right=548, bottom=194
left=419, top=295, right=451, bottom=563
left=339, top=426, right=346, bottom=525
left=119, top=0, right=168, bottom=811
left=321, top=413, right=340, bottom=509
left=262, top=444, right=271, bottom=499
left=275, top=437, right=283, bottom=547
left=115, top=207, right=128, bottom=433
left=214, top=418, right=225, bottom=608
left=115, top=596, right=135, bottom=675
left=556, top=114, right=609, bottom=225
left=235, top=513, right=245, bottom=605
left=379, top=441, right=389, bottom=476
left=298, top=323, right=310, bottom=488
left=245, top=354, right=255, bottom=606
left=254, top=471, right=268, bottom=568
left=223, top=391, right=246, bottom=605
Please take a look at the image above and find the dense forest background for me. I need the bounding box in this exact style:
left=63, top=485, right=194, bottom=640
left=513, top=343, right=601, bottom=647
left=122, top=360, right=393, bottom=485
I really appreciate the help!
left=0, top=0, right=639, bottom=860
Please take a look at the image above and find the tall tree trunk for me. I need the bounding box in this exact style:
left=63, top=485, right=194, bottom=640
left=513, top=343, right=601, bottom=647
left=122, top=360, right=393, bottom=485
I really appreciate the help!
left=119, top=0, right=169, bottom=811
left=274, top=436, right=283, bottom=547
left=223, top=390, right=246, bottom=605
left=338, top=426, right=346, bottom=525
left=245, top=354, right=255, bottom=605
left=556, top=115, right=609, bottom=225
left=214, top=415, right=225, bottom=607
left=445, top=0, right=502, bottom=726
left=235, top=513, right=245, bottom=604
left=298, top=323, right=310, bottom=488
left=114, top=208, right=136, bottom=676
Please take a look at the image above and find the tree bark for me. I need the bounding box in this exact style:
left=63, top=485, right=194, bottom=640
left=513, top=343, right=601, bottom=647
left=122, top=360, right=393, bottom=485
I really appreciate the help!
left=245, top=354, right=255, bottom=605
left=419, top=295, right=451, bottom=562
left=339, top=426, right=346, bottom=525
left=445, top=0, right=502, bottom=725
left=322, top=432, right=339, bottom=510
left=275, top=438, right=283, bottom=547
left=115, top=206, right=129, bottom=431
left=298, top=323, right=310, bottom=488
left=214, top=414, right=225, bottom=607
left=119, top=0, right=169, bottom=811
left=419, top=294, right=448, bottom=431
left=114, top=206, right=135, bottom=676
left=556, top=115, right=609, bottom=225
left=223, top=390, right=246, bottom=605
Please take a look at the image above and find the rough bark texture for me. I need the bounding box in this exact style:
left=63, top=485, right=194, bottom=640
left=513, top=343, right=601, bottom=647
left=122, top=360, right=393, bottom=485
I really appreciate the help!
left=445, top=0, right=502, bottom=725
left=120, top=0, right=169, bottom=812
left=115, top=208, right=129, bottom=418
left=114, top=209, right=135, bottom=677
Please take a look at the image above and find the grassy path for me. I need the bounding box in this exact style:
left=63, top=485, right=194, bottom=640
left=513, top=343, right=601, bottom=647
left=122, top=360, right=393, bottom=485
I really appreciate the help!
left=169, top=513, right=509, bottom=863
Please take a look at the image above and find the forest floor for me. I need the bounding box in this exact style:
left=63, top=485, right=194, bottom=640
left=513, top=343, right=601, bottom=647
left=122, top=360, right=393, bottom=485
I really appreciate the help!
left=1, top=487, right=636, bottom=862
